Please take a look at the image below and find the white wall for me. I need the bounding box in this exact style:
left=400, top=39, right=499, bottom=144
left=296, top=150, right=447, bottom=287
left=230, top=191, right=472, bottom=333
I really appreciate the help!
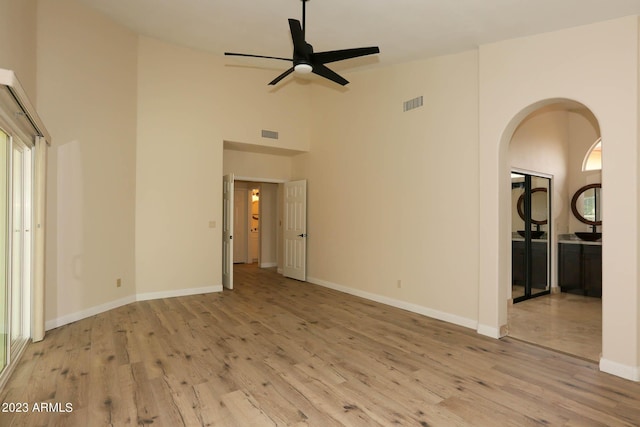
left=37, top=0, right=138, bottom=327
left=295, top=50, right=480, bottom=328
left=479, top=16, right=639, bottom=380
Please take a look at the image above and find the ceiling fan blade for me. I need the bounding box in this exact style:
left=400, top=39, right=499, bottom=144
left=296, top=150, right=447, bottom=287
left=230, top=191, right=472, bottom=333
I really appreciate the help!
left=313, top=47, right=380, bottom=65
left=268, top=67, right=295, bottom=85
left=225, top=52, right=292, bottom=62
left=312, top=64, right=349, bottom=86
left=288, top=19, right=307, bottom=55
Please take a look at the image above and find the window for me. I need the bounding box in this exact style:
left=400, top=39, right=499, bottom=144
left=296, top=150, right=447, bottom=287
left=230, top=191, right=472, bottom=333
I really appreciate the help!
left=582, top=138, right=602, bottom=171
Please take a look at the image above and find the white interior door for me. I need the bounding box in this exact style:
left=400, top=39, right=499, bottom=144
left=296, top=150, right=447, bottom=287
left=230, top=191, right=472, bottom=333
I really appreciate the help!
left=283, top=180, right=307, bottom=281
left=222, top=173, right=234, bottom=289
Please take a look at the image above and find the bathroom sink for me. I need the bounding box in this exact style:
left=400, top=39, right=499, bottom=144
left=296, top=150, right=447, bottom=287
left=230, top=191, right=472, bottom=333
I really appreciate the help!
left=517, top=230, right=545, bottom=239
left=575, top=232, right=602, bottom=241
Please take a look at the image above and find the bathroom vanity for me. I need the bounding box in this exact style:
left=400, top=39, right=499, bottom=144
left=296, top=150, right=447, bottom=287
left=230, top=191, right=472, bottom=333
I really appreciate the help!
left=558, top=236, right=602, bottom=297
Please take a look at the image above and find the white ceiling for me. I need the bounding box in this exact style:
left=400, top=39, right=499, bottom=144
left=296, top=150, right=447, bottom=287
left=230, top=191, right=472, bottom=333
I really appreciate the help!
left=79, top=0, right=640, bottom=73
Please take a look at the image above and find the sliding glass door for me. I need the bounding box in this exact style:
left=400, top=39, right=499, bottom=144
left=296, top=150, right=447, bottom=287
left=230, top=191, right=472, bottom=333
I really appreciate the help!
left=0, top=129, right=32, bottom=379
left=511, top=172, right=551, bottom=302
left=0, top=129, right=7, bottom=374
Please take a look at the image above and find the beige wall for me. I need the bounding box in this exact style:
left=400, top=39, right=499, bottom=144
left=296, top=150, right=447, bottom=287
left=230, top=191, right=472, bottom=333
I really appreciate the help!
left=295, top=50, right=480, bottom=328
left=135, top=37, right=225, bottom=295
left=135, top=36, right=311, bottom=295
left=509, top=106, right=571, bottom=236
left=567, top=110, right=602, bottom=233
left=259, top=183, right=278, bottom=268
left=223, top=149, right=293, bottom=181
left=37, top=0, right=138, bottom=326
left=479, top=16, right=639, bottom=379
left=0, top=0, right=37, bottom=101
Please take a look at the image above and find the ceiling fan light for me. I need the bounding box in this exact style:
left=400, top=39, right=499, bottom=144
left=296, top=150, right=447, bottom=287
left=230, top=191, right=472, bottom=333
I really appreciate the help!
left=294, top=63, right=313, bottom=74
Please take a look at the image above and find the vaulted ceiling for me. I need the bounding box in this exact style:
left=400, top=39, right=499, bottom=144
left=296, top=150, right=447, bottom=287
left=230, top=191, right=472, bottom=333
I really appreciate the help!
left=80, top=0, right=640, bottom=73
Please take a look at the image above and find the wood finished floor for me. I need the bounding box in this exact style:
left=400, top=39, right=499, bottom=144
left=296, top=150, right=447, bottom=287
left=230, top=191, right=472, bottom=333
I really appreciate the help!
left=509, top=293, right=602, bottom=362
left=2, top=264, right=640, bottom=426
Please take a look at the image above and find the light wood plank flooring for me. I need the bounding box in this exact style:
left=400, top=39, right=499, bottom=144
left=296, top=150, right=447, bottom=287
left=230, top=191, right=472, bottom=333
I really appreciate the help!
left=509, top=293, right=602, bottom=362
left=1, top=264, right=639, bottom=426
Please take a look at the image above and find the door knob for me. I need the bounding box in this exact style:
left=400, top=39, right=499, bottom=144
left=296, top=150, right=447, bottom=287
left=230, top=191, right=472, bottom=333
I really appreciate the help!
left=298, top=233, right=307, bottom=238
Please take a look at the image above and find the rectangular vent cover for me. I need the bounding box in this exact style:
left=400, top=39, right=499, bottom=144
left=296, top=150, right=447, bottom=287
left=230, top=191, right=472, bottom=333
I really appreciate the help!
left=261, top=129, right=279, bottom=139
left=403, top=96, right=423, bottom=112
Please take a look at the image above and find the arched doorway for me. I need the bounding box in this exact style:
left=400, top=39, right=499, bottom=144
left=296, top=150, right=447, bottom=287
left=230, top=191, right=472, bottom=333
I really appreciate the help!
left=504, top=101, right=602, bottom=361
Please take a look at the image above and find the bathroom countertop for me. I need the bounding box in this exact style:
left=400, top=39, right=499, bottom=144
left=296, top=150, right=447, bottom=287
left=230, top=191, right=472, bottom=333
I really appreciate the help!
left=557, top=234, right=602, bottom=245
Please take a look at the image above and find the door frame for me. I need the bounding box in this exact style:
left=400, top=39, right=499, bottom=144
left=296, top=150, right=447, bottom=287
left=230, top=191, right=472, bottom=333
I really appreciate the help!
left=510, top=168, right=553, bottom=303
left=222, top=173, right=234, bottom=289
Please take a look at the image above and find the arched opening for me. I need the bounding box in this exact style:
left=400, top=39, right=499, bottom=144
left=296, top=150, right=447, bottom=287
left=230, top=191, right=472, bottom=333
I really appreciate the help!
left=503, top=99, right=603, bottom=361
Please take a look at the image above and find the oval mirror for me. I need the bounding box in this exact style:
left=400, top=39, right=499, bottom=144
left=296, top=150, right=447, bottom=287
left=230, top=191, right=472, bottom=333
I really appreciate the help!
left=517, top=187, right=548, bottom=225
left=571, top=183, right=602, bottom=226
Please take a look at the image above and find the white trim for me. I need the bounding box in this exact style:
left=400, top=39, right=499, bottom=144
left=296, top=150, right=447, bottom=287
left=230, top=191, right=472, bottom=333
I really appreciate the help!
left=45, top=295, right=137, bottom=330
left=234, top=176, right=287, bottom=184
left=136, top=285, right=222, bottom=302
left=510, top=167, right=553, bottom=179
left=260, top=262, right=278, bottom=268
left=477, top=324, right=503, bottom=339
left=600, top=358, right=640, bottom=382
left=0, top=69, right=51, bottom=144
left=45, top=285, right=223, bottom=331
left=307, top=276, right=478, bottom=331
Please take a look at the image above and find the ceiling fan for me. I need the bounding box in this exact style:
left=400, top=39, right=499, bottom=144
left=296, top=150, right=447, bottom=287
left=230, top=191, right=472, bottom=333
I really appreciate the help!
left=225, top=0, right=380, bottom=86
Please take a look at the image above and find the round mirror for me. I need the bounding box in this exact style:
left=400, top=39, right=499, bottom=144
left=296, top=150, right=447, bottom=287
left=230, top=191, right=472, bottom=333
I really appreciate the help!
left=517, top=187, right=548, bottom=225
left=571, top=183, right=602, bottom=225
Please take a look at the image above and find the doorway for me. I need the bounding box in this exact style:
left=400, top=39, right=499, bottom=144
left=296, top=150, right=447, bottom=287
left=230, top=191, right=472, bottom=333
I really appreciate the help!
left=505, top=101, right=603, bottom=362
left=222, top=177, right=281, bottom=290
left=233, top=183, right=262, bottom=265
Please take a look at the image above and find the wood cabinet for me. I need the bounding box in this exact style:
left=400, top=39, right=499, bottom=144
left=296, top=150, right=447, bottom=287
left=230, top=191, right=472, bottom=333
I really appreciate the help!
left=558, top=242, right=601, bottom=297
left=512, top=240, right=548, bottom=290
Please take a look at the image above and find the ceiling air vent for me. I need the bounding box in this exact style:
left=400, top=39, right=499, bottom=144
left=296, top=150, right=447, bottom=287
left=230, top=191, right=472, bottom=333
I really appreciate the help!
left=403, top=96, right=423, bottom=112
left=261, top=129, right=279, bottom=139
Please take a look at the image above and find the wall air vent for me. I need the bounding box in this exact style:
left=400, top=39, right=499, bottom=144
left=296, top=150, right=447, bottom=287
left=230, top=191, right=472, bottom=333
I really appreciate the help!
left=261, top=129, right=279, bottom=139
left=403, top=96, right=423, bottom=112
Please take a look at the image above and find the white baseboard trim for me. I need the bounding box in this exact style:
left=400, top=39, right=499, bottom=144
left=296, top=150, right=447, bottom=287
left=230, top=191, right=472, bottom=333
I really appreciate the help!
left=45, top=285, right=223, bottom=331
left=600, top=358, right=640, bottom=382
left=277, top=268, right=283, bottom=275
left=260, top=262, right=278, bottom=268
left=306, top=276, right=478, bottom=331
left=45, top=294, right=137, bottom=331
left=477, top=324, right=503, bottom=339
left=136, top=285, right=222, bottom=302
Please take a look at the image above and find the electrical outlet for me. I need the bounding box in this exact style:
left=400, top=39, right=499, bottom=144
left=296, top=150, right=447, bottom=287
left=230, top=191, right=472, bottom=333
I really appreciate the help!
left=116, top=278, right=122, bottom=288
left=397, top=279, right=402, bottom=289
